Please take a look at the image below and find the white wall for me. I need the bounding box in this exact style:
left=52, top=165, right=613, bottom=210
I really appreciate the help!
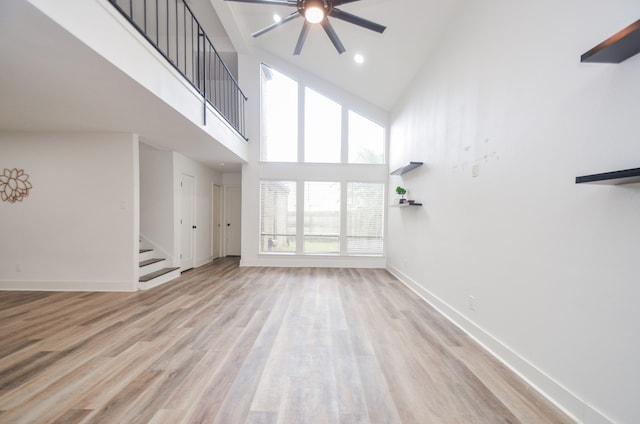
left=0, top=132, right=139, bottom=291
left=173, top=152, right=223, bottom=267
left=387, top=1, right=640, bottom=423
left=140, top=143, right=174, bottom=261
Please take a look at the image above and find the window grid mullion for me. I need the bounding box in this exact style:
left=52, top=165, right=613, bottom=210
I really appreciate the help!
left=340, top=181, right=347, bottom=255
left=296, top=179, right=304, bottom=255
left=298, top=85, right=305, bottom=163
left=341, top=106, right=348, bottom=164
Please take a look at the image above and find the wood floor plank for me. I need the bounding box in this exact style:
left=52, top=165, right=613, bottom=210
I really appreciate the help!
left=0, top=259, right=574, bottom=423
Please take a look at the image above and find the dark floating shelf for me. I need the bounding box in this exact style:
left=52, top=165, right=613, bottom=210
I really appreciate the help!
left=398, top=202, right=422, bottom=207
left=391, top=161, right=423, bottom=176
left=581, top=19, right=640, bottom=63
left=575, top=167, right=640, bottom=185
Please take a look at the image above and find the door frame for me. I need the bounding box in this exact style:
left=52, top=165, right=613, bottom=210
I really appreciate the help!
left=223, top=184, right=241, bottom=256
left=180, top=173, right=196, bottom=271
left=212, top=183, right=222, bottom=259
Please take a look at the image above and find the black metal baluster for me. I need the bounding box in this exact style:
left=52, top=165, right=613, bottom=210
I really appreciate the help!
left=155, top=0, right=159, bottom=46
left=174, top=0, right=180, bottom=69
left=183, top=1, right=187, bottom=74
left=106, top=0, right=247, bottom=139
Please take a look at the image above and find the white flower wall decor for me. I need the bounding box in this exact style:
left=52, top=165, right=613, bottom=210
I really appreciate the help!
left=0, top=168, right=32, bottom=203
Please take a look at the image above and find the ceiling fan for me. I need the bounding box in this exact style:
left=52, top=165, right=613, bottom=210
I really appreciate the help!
left=225, top=0, right=386, bottom=55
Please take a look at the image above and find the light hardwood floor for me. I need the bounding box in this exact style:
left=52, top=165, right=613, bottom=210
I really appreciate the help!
left=0, top=258, right=573, bottom=423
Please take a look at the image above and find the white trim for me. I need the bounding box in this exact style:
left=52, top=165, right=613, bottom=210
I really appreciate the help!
left=223, top=184, right=242, bottom=257
left=0, top=280, right=135, bottom=292
left=179, top=172, right=197, bottom=271
left=241, top=255, right=385, bottom=268
left=386, top=264, right=614, bottom=424
left=196, top=256, right=214, bottom=268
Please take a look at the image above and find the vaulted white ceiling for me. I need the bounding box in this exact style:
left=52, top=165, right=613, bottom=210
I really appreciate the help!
left=210, top=0, right=462, bottom=111
left=0, top=0, right=462, bottom=171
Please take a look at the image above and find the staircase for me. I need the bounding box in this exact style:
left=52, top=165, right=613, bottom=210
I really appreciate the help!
left=138, top=248, right=180, bottom=290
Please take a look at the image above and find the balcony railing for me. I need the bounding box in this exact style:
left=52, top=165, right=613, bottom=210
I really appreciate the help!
left=109, top=0, right=248, bottom=140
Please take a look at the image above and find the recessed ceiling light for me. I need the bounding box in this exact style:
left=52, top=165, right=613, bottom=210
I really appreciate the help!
left=354, top=53, right=364, bottom=64
left=273, top=14, right=281, bottom=23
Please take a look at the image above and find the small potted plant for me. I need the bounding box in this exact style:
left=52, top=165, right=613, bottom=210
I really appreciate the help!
left=396, top=186, right=407, bottom=203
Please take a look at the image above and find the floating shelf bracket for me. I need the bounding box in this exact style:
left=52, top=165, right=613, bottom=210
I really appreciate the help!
left=581, top=19, right=640, bottom=63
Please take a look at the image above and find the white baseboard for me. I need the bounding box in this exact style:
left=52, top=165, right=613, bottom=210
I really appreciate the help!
left=240, top=255, right=386, bottom=268
left=386, top=264, right=613, bottom=424
left=0, top=279, right=135, bottom=292
left=196, top=256, right=214, bottom=268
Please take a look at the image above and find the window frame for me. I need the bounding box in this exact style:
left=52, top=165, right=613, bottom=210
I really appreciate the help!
left=259, top=63, right=386, bottom=166
left=259, top=180, right=297, bottom=255
left=345, top=181, right=385, bottom=257
left=258, top=63, right=388, bottom=259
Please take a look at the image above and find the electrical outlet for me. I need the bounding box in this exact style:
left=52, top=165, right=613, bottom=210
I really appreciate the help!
left=468, top=295, right=476, bottom=311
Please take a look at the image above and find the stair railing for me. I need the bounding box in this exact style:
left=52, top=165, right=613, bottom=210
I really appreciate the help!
left=108, top=0, right=248, bottom=140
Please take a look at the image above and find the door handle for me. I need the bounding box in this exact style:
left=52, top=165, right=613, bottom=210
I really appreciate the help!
left=192, top=225, right=197, bottom=229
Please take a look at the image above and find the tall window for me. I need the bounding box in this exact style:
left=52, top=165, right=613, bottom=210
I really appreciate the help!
left=261, top=65, right=297, bottom=162
left=304, top=181, right=340, bottom=254
left=347, top=183, right=385, bottom=255
left=260, top=181, right=296, bottom=253
left=259, top=64, right=387, bottom=258
left=304, top=88, right=341, bottom=163
left=260, top=63, right=386, bottom=165
left=348, top=111, right=385, bottom=164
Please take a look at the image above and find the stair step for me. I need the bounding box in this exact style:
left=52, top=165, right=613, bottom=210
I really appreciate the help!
left=139, top=258, right=164, bottom=267
left=139, top=248, right=153, bottom=253
left=139, top=267, right=180, bottom=282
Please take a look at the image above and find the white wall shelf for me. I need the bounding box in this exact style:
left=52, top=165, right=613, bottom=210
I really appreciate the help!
left=390, top=162, right=423, bottom=175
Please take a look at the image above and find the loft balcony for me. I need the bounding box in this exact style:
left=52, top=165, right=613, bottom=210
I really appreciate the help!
left=108, top=0, right=247, bottom=140
left=1, top=0, right=248, bottom=168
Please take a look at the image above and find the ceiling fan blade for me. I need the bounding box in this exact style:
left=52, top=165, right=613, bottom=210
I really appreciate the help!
left=332, top=0, right=363, bottom=5
left=320, top=19, right=346, bottom=54
left=252, top=11, right=301, bottom=37
left=224, top=0, right=296, bottom=5
left=293, top=21, right=311, bottom=55
left=329, top=8, right=386, bottom=33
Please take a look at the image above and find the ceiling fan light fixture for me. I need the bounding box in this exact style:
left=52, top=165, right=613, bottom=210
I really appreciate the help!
left=304, top=1, right=325, bottom=24
left=232, top=0, right=387, bottom=56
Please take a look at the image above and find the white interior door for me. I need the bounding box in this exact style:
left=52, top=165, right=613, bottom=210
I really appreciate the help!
left=180, top=174, right=196, bottom=270
left=224, top=185, right=241, bottom=256
left=212, top=184, right=221, bottom=259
